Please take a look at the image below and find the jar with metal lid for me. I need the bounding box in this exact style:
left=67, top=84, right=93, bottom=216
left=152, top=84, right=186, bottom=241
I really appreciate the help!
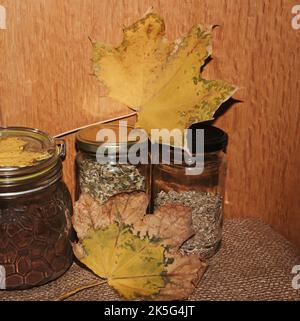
left=0, top=127, right=73, bottom=290
left=75, top=122, right=150, bottom=203
left=152, top=125, right=228, bottom=259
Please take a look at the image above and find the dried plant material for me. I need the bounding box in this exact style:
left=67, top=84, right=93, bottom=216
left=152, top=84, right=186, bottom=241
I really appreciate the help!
left=158, top=253, right=205, bottom=300
left=72, top=192, right=206, bottom=300
left=137, top=203, right=194, bottom=249
left=79, top=159, right=145, bottom=203
left=93, top=13, right=237, bottom=145
left=0, top=137, right=50, bottom=167
left=156, top=191, right=223, bottom=259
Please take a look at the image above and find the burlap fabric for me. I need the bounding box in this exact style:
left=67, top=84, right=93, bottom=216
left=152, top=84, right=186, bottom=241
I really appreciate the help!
left=0, top=219, right=299, bottom=301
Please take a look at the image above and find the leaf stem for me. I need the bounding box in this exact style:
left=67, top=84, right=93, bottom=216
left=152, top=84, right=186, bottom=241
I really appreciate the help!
left=54, top=280, right=107, bottom=301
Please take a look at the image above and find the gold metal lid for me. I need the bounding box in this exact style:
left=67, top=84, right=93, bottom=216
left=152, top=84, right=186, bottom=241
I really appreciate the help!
left=76, top=123, right=148, bottom=155
left=0, top=127, right=65, bottom=194
left=0, top=127, right=56, bottom=168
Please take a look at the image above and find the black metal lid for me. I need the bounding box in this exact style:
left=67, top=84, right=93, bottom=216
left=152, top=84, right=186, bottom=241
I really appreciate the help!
left=188, top=124, right=228, bottom=153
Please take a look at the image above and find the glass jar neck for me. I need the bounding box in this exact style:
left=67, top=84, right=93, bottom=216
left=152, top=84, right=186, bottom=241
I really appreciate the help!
left=152, top=144, right=224, bottom=167
left=0, top=159, right=63, bottom=197
left=78, top=142, right=149, bottom=165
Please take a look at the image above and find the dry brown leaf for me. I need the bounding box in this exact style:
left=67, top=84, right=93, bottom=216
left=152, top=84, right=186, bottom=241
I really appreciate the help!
left=72, top=191, right=206, bottom=300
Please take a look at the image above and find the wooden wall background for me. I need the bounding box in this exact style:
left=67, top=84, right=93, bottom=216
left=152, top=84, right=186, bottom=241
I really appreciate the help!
left=0, top=0, right=299, bottom=248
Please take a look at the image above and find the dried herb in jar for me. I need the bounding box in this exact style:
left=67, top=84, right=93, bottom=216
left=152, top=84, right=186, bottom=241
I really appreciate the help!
left=155, top=190, right=223, bottom=259
left=79, top=158, right=146, bottom=203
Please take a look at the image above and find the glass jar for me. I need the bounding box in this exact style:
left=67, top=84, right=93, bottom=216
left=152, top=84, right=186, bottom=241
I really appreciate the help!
left=75, top=123, right=150, bottom=203
left=0, top=127, right=73, bottom=290
left=152, top=125, right=228, bottom=259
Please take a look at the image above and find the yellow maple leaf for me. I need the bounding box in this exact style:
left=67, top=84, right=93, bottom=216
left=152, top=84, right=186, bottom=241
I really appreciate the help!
left=93, top=13, right=237, bottom=144
left=72, top=192, right=206, bottom=300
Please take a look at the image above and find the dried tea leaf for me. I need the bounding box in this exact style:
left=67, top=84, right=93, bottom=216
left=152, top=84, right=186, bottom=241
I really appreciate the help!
left=79, top=159, right=146, bottom=204
left=72, top=192, right=206, bottom=300
left=93, top=13, right=237, bottom=145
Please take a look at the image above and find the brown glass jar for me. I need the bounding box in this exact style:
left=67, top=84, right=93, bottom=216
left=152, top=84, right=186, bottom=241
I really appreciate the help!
left=0, top=127, right=73, bottom=290
left=152, top=125, right=228, bottom=259
left=75, top=123, right=150, bottom=203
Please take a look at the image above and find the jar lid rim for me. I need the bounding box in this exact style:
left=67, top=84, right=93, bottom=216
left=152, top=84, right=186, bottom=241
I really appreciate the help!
left=188, top=124, right=228, bottom=153
left=76, top=123, right=148, bottom=154
left=0, top=127, right=61, bottom=183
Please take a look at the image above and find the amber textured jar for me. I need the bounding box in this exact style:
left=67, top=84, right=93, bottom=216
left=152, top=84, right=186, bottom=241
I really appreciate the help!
left=0, top=127, right=73, bottom=290
left=152, top=125, right=228, bottom=259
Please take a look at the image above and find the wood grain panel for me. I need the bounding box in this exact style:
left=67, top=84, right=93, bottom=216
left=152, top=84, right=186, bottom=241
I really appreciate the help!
left=0, top=0, right=299, bottom=248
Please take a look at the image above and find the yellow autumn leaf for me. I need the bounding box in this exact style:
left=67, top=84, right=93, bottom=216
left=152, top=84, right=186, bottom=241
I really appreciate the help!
left=72, top=192, right=206, bottom=300
left=93, top=13, right=237, bottom=144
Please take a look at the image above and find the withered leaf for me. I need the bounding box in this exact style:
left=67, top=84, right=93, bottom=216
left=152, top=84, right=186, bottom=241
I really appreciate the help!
left=72, top=192, right=206, bottom=300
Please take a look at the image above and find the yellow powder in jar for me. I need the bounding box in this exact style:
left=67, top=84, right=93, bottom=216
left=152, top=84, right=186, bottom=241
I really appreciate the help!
left=0, top=137, right=51, bottom=167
